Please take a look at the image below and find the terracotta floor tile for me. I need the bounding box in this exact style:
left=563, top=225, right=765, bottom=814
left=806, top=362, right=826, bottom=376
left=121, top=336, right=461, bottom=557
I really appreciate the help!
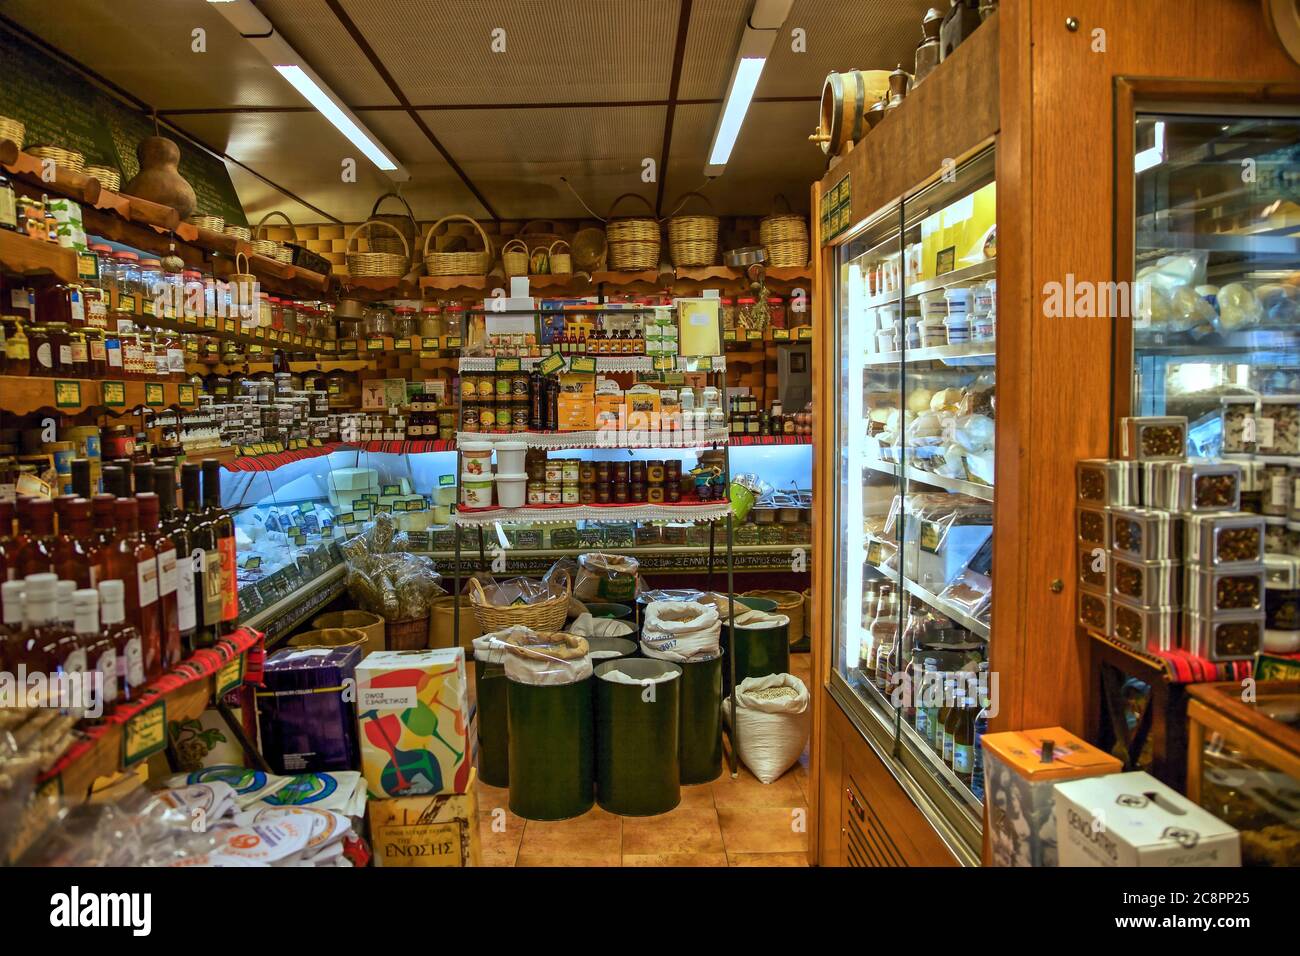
left=711, top=765, right=806, bottom=808
left=477, top=813, right=523, bottom=867
left=624, top=852, right=729, bottom=867
left=516, top=850, right=622, bottom=867
left=621, top=807, right=724, bottom=855
left=518, top=813, right=621, bottom=858
left=676, top=782, right=718, bottom=808
left=717, top=806, right=809, bottom=854
left=727, top=851, right=809, bottom=867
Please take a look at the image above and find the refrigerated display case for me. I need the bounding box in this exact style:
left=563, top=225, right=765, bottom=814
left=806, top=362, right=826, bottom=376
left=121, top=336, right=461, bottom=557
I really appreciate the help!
left=827, top=149, right=998, bottom=862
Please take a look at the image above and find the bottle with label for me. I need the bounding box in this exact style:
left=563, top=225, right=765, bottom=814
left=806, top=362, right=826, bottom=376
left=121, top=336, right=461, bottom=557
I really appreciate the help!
left=53, top=497, right=99, bottom=588
left=153, top=464, right=196, bottom=654
left=0, top=578, right=23, bottom=671
left=14, top=496, right=56, bottom=578
left=56, top=579, right=77, bottom=631
left=136, top=491, right=181, bottom=671
left=91, top=492, right=117, bottom=553
left=201, top=460, right=238, bottom=627
left=858, top=582, right=881, bottom=675
left=867, top=584, right=898, bottom=688
left=915, top=660, right=937, bottom=746
left=931, top=673, right=951, bottom=757
left=105, top=497, right=160, bottom=680
left=941, top=680, right=961, bottom=767
left=23, top=574, right=80, bottom=707
left=5, top=320, right=28, bottom=374
left=182, top=462, right=221, bottom=648
left=952, top=695, right=976, bottom=788
left=70, top=458, right=93, bottom=499
left=99, top=579, right=143, bottom=703
left=74, top=587, right=116, bottom=719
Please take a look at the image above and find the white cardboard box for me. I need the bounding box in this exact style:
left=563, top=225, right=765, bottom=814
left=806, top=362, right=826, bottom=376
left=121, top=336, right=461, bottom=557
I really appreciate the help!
left=1054, top=771, right=1240, bottom=867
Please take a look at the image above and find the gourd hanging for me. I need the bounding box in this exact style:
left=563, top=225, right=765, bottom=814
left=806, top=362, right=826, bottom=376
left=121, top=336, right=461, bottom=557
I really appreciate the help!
left=123, top=136, right=197, bottom=219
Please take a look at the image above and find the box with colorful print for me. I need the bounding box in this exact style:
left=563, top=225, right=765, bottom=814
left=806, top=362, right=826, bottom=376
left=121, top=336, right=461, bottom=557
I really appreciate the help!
left=256, top=644, right=363, bottom=774
left=356, top=647, right=470, bottom=798
left=369, top=768, right=482, bottom=867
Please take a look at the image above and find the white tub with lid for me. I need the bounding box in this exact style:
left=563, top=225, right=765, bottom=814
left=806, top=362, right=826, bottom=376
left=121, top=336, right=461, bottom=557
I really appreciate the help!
left=494, top=440, right=527, bottom=475
left=919, top=289, right=949, bottom=322
left=461, top=472, right=494, bottom=509
left=944, top=286, right=974, bottom=315
left=461, top=440, right=494, bottom=477
left=495, top=472, right=527, bottom=508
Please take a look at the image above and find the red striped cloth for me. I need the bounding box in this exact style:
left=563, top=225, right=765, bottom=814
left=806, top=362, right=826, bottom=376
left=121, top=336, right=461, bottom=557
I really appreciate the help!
left=1095, top=631, right=1299, bottom=684
left=220, top=439, right=455, bottom=472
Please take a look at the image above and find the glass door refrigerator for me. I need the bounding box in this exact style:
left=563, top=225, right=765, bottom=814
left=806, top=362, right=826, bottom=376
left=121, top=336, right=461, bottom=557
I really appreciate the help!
left=828, top=148, right=997, bottom=863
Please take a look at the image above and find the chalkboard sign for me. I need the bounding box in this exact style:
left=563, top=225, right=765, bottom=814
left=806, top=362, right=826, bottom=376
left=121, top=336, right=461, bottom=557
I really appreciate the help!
left=0, top=28, right=247, bottom=226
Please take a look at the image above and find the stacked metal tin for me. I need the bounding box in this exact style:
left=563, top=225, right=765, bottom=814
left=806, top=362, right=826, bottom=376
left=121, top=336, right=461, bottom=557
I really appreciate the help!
left=1075, top=415, right=1266, bottom=661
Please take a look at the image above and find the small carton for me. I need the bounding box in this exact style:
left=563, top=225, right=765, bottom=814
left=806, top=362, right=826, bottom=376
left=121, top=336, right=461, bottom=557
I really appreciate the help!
left=368, top=768, right=482, bottom=867
left=557, top=373, right=595, bottom=431
left=356, top=647, right=470, bottom=798
left=1054, top=771, right=1240, bottom=867
left=981, top=726, right=1122, bottom=866
left=257, top=644, right=362, bottom=774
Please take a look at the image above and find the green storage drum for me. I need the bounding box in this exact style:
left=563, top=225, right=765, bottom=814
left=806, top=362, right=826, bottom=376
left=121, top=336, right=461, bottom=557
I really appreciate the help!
left=507, top=677, right=594, bottom=820
left=720, top=596, right=789, bottom=693
left=595, top=658, right=682, bottom=816
left=675, top=652, right=723, bottom=784
left=473, top=653, right=510, bottom=789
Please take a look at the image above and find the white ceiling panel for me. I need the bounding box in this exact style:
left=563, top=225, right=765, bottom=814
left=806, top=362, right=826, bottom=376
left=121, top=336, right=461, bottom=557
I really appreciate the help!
left=340, top=0, right=680, bottom=105
left=255, top=0, right=400, bottom=107
left=678, top=0, right=748, bottom=101
left=0, top=0, right=303, bottom=110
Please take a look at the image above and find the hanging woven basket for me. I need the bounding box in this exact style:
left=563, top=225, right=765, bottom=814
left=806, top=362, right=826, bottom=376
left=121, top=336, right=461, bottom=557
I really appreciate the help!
left=606, top=193, right=660, bottom=271
left=501, top=238, right=530, bottom=277
left=346, top=219, right=410, bottom=278
left=548, top=239, right=573, bottom=275
left=367, top=192, right=420, bottom=269
left=423, top=214, right=492, bottom=276
left=667, top=191, right=720, bottom=267
left=760, top=195, right=810, bottom=268
left=517, top=219, right=567, bottom=252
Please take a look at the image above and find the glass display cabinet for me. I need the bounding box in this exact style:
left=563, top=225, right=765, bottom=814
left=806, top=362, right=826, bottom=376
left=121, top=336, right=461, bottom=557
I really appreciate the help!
left=829, top=148, right=997, bottom=858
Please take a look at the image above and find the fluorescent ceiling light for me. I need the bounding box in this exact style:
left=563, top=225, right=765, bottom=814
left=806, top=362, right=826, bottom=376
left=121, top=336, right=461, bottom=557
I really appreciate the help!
left=707, top=57, right=766, bottom=168
left=275, top=65, right=397, bottom=172
left=1134, top=120, right=1166, bottom=174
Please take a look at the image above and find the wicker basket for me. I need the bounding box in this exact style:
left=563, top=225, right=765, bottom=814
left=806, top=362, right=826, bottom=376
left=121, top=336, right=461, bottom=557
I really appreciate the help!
left=667, top=191, right=719, bottom=267
left=367, top=192, right=419, bottom=268
left=548, top=239, right=572, bottom=275
left=606, top=193, right=660, bottom=271
left=25, top=144, right=84, bottom=172
left=742, top=589, right=805, bottom=647
left=423, top=214, right=492, bottom=276
left=223, top=225, right=252, bottom=241
left=347, top=219, right=410, bottom=278
left=84, top=165, right=121, bottom=192
left=571, top=227, right=607, bottom=271
left=0, top=116, right=25, bottom=149
left=760, top=196, right=810, bottom=268
left=386, top=615, right=430, bottom=651
left=517, top=219, right=566, bottom=251
left=467, top=572, right=571, bottom=634
left=228, top=253, right=258, bottom=328
left=255, top=210, right=301, bottom=265
left=250, top=238, right=279, bottom=258
left=188, top=213, right=225, bottom=233
left=501, top=238, right=529, bottom=276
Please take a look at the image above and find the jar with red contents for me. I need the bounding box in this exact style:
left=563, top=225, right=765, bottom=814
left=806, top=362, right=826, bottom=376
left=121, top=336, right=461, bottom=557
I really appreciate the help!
left=767, top=295, right=787, bottom=329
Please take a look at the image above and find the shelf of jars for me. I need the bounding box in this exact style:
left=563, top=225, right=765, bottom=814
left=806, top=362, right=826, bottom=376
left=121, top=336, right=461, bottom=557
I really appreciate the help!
left=0, top=375, right=199, bottom=416
left=866, top=558, right=991, bottom=641
left=453, top=428, right=729, bottom=451
left=862, top=340, right=996, bottom=367
left=187, top=359, right=373, bottom=376
left=0, top=226, right=79, bottom=283
left=427, top=542, right=809, bottom=575
left=723, top=326, right=814, bottom=346
left=452, top=499, right=733, bottom=527
left=457, top=353, right=724, bottom=373
left=335, top=334, right=463, bottom=358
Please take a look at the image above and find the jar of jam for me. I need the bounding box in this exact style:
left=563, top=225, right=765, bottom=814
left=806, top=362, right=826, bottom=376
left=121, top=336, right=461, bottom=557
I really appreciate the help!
left=494, top=403, right=512, bottom=432
left=85, top=329, right=107, bottom=378
left=495, top=372, right=512, bottom=400
left=597, top=484, right=612, bottom=504
left=647, top=485, right=666, bottom=504
left=461, top=403, right=480, bottom=431
left=545, top=460, right=565, bottom=483
left=511, top=402, right=529, bottom=432
left=28, top=324, right=55, bottom=376
left=630, top=481, right=647, bottom=503
left=596, top=461, right=612, bottom=484
left=562, top=484, right=580, bottom=505
left=579, top=461, right=597, bottom=484
left=460, top=375, right=477, bottom=402
left=646, top=460, right=665, bottom=483
left=511, top=373, right=529, bottom=399
left=67, top=329, right=89, bottom=377
left=476, top=374, right=494, bottom=401
left=562, top=459, right=580, bottom=483
left=614, top=483, right=629, bottom=504
left=630, top=461, right=647, bottom=484
left=579, top=485, right=596, bottom=505
left=611, top=462, right=630, bottom=484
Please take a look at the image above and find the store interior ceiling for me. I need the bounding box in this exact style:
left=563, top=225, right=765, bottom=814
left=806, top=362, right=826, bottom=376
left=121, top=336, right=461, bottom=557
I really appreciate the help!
left=0, top=0, right=933, bottom=223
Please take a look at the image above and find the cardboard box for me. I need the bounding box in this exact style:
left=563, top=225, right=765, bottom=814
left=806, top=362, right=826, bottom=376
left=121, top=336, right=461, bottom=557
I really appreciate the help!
left=356, top=647, right=470, bottom=798
left=1054, top=771, right=1240, bottom=867
left=369, top=768, right=482, bottom=867
left=256, top=645, right=363, bottom=774
left=981, top=726, right=1122, bottom=867
left=557, top=373, right=595, bottom=431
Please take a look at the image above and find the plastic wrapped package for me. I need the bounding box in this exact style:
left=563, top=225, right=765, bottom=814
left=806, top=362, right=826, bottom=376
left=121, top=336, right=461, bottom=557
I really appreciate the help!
left=495, top=627, right=592, bottom=685
left=573, top=551, right=640, bottom=603
left=341, top=514, right=445, bottom=621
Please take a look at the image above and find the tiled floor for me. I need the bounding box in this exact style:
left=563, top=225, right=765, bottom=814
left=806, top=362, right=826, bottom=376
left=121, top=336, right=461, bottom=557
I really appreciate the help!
left=476, top=651, right=812, bottom=867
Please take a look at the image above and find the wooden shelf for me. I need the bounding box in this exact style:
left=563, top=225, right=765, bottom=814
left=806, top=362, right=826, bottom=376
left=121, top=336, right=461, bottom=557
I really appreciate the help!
left=0, top=376, right=198, bottom=416
left=0, top=228, right=79, bottom=283
left=187, top=359, right=371, bottom=376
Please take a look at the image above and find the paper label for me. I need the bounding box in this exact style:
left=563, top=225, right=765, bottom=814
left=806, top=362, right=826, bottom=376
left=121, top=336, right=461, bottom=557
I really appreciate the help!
left=157, top=546, right=178, bottom=596
left=360, top=688, right=418, bottom=710
left=118, top=635, right=145, bottom=688
left=95, top=649, right=118, bottom=705
left=1257, top=417, right=1276, bottom=448
left=176, top=550, right=197, bottom=632
left=137, top=558, right=159, bottom=607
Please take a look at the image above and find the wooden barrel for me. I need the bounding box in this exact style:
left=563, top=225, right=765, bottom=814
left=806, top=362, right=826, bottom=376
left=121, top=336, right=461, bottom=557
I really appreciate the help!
left=810, top=70, right=891, bottom=155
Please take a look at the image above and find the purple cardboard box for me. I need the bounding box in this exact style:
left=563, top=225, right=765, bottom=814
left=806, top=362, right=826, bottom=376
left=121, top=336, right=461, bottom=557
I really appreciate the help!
left=257, top=644, right=363, bottom=774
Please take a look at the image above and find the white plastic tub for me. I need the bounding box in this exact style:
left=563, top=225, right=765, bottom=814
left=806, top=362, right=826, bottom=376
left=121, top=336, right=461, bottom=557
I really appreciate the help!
left=944, top=286, right=974, bottom=315
left=461, top=440, right=493, bottom=477
left=461, top=472, right=494, bottom=509
left=495, top=472, right=527, bottom=508
left=494, top=440, right=527, bottom=475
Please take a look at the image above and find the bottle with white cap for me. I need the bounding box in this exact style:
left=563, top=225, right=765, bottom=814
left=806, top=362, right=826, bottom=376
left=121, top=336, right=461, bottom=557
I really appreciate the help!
left=56, top=579, right=77, bottom=630
left=25, top=573, right=76, bottom=677
left=76, top=587, right=117, bottom=714
left=0, top=579, right=24, bottom=671
left=99, top=579, right=143, bottom=701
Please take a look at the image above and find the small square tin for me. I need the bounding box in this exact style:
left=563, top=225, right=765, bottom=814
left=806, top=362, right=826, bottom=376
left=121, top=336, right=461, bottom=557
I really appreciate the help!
left=1182, top=610, right=1263, bottom=661
left=1257, top=395, right=1300, bottom=455
left=1172, top=461, right=1241, bottom=514
left=1219, top=396, right=1259, bottom=456
left=1140, top=460, right=1179, bottom=510
left=1076, top=504, right=1110, bottom=549
left=1264, top=554, right=1300, bottom=589
left=1183, top=512, right=1265, bottom=568
left=1110, top=595, right=1180, bottom=652
left=1265, top=588, right=1300, bottom=631
left=1110, top=506, right=1182, bottom=561
left=1077, top=459, right=1139, bottom=507
left=1077, top=586, right=1111, bottom=633
left=1185, top=566, right=1266, bottom=614
left=1077, top=541, right=1110, bottom=592
left=1109, top=555, right=1181, bottom=606
left=1120, top=416, right=1188, bottom=461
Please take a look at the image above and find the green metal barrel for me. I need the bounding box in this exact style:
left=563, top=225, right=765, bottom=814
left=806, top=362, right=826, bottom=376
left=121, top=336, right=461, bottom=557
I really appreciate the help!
left=720, top=596, right=789, bottom=693
left=595, top=659, right=681, bottom=816
left=507, top=677, right=594, bottom=820
left=473, top=656, right=510, bottom=788
left=677, top=652, right=723, bottom=784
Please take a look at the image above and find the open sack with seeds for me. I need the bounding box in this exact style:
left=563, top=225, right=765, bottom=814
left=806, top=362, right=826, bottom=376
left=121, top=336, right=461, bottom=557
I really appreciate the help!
left=722, top=673, right=811, bottom=784
left=640, top=599, right=722, bottom=662
left=477, top=625, right=592, bottom=686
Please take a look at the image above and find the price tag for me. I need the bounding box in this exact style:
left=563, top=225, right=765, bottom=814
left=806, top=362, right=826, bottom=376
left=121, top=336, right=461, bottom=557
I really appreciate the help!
left=568, top=355, right=596, bottom=375
left=796, top=326, right=813, bottom=341
left=327, top=382, right=341, bottom=395
left=116, top=294, right=136, bottom=314
left=919, top=520, right=942, bottom=553
left=292, top=334, right=302, bottom=346
left=653, top=356, right=675, bottom=371
left=249, top=344, right=264, bottom=355
left=142, top=298, right=156, bottom=317
left=53, top=380, right=82, bottom=409
left=203, top=314, right=218, bottom=329
left=367, top=338, right=385, bottom=351
left=771, top=327, right=791, bottom=341
left=122, top=700, right=167, bottom=765
left=76, top=253, right=99, bottom=281
left=695, top=356, right=713, bottom=371
left=537, top=352, right=565, bottom=376
left=185, top=339, right=199, bottom=354
left=866, top=539, right=884, bottom=566
left=178, top=384, right=196, bottom=406
left=102, top=381, right=126, bottom=408
left=339, top=339, right=357, bottom=353
left=395, top=338, right=412, bottom=351
left=422, top=337, right=441, bottom=350
left=215, top=655, right=245, bottom=698
left=438, top=474, right=456, bottom=488
left=746, top=329, right=764, bottom=341
left=145, top=383, right=165, bottom=407
left=445, top=336, right=463, bottom=349
left=722, top=329, right=737, bottom=341
left=495, top=356, right=521, bottom=372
